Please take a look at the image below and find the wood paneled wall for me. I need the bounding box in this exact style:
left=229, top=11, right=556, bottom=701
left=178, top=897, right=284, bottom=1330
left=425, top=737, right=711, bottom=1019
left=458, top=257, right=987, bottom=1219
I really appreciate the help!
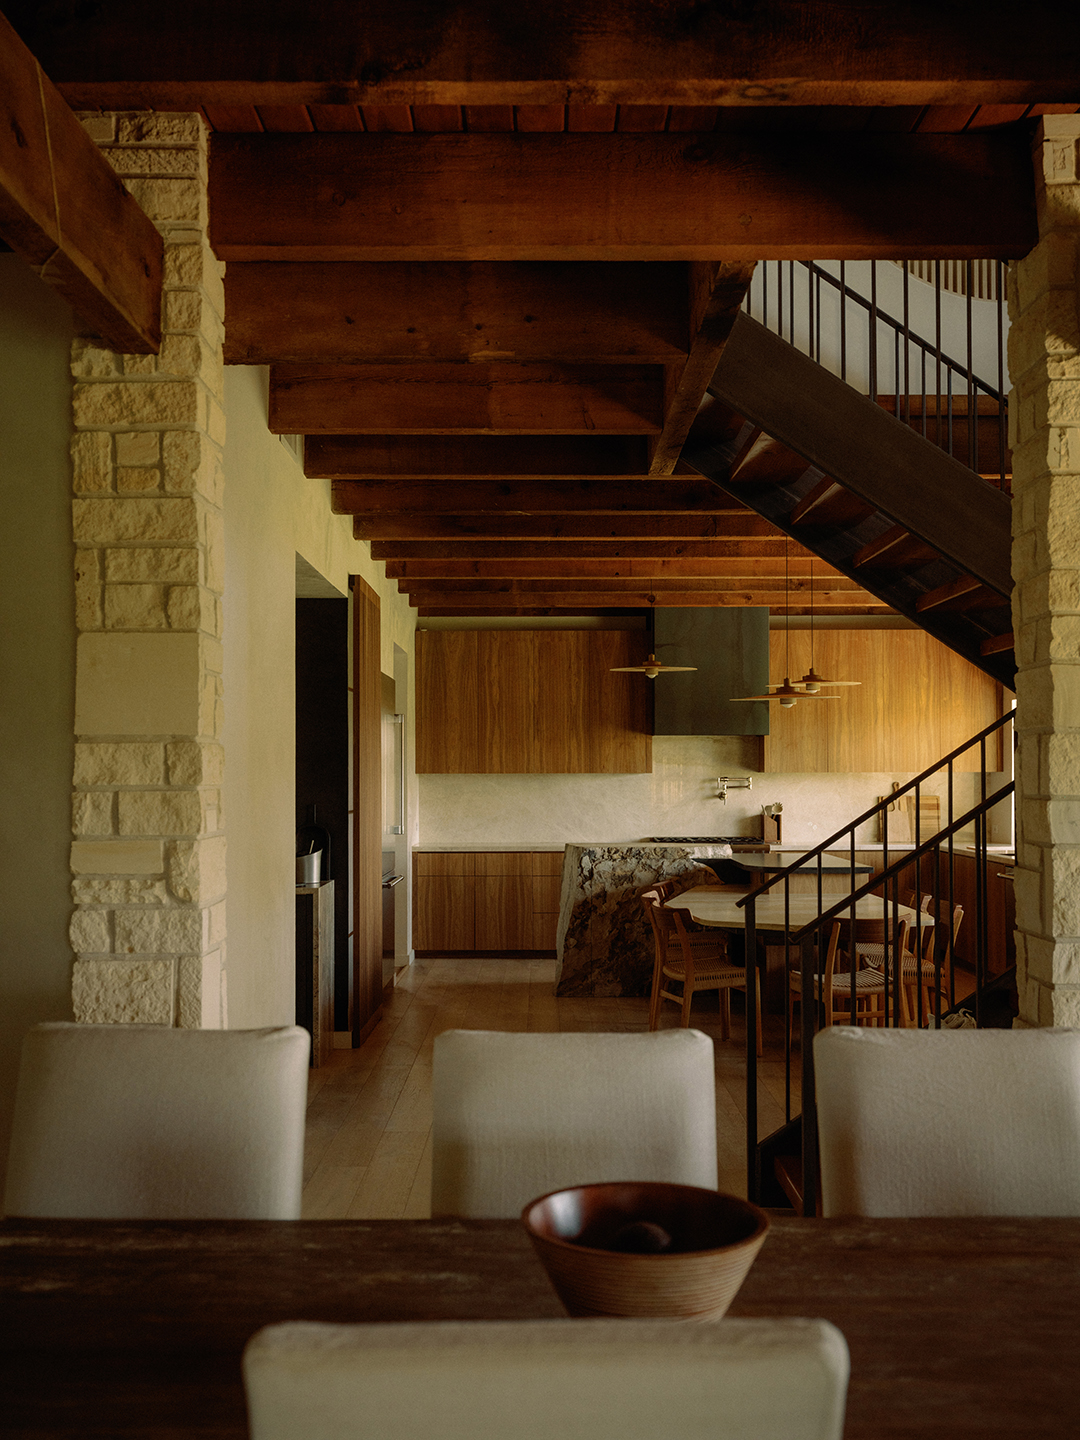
left=416, top=629, right=651, bottom=773
left=764, top=629, right=1005, bottom=773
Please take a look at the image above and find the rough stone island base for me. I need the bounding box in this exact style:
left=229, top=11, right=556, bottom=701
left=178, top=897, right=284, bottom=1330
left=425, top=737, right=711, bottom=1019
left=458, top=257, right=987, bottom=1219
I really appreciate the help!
left=554, top=843, right=733, bottom=997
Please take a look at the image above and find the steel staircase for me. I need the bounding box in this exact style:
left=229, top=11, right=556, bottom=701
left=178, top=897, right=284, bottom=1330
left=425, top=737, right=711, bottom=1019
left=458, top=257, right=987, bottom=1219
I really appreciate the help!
left=681, top=312, right=1015, bottom=689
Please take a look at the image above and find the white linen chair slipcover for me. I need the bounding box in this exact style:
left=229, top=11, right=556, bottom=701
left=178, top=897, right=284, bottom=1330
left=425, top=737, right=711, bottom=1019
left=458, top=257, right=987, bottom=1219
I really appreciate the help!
left=243, top=1317, right=850, bottom=1440
left=3, top=1022, right=310, bottom=1220
left=814, top=1026, right=1080, bottom=1217
left=431, top=1028, right=717, bottom=1218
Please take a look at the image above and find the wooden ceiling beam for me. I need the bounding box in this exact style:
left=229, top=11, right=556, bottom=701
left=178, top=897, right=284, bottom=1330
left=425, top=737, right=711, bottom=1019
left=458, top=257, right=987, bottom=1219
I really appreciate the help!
left=332, top=477, right=724, bottom=514
left=383, top=557, right=841, bottom=579
left=369, top=538, right=794, bottom=560
left=304, top=435, right=652, bottom=478
left=0, top=12, right=162, bottom=352
left=209, top=132, right=1035, bottom=262
left=271, top=363, right=664, bottom=435
left=404, top=588, right=889, bottom=609
left=16, top=1, right=1080, bottom=109
left=650, top=261, right=755, bottom=475
left=224, top=261, right=689, bottom=366
left=416, top=604, right=892, bottom=617
left=352, top=514, right=776, bottom=541
left=397, top=576, right=867, bottom=597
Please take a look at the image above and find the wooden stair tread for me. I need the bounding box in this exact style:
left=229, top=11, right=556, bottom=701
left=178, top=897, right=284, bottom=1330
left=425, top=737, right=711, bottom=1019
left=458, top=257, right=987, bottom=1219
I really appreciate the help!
left=916, top=575, right=1004, bottom=613
left=774, top=1155, right=805, bottom=1216
left=728, top=433, right=804, bottom=486
left=789, top=477, right=875, bottom=528
left=853, top=524, right=939, bottom=571
left=980, top=631, right=1015, bottom=657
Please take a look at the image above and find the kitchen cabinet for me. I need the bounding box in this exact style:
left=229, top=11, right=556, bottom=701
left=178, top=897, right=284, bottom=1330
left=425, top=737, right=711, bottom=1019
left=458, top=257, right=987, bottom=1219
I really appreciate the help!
left=652, top=607, right=770, bottom=736
left=918, top=850, right=1016, bottom=978
left=764, top=629, right=1005, bottom=773
left=414, top=851, right=564, bottom=953
left=415, top=630, right=651, bottom=774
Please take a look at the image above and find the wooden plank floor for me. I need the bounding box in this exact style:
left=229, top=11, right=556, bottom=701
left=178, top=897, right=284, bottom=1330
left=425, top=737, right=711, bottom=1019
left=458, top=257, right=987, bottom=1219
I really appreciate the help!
left=302, top=957, right=797, bottom=1218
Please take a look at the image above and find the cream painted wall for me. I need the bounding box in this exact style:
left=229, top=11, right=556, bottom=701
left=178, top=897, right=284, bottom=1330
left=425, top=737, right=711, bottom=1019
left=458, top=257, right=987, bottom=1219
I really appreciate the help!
left=0, top=255, right=76, bottom=1185
left=222, top=367, right=415, bottom=1028
left=418, top=735, right=1009, bottom=847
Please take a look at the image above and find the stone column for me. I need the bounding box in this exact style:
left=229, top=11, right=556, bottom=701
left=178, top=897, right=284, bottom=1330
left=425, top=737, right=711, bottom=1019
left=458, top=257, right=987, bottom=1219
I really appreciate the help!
left=68, top=114, right=227, bottom=1028
left=1009, top=115, right=1080, bottom=1027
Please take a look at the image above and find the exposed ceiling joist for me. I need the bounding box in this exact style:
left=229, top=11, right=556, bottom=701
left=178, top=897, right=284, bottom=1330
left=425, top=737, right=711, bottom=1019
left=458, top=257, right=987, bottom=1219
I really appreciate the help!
left=209, top=132, right=1036, bottom=262
left=383, top=556, right=840, bottom=578
left=352, top=514, right=778, bottom=541
left=331, top=478, right=725, bottom=514
left=368, top=538, right=795, bottom=560
left=305, top=434, right=652, bottom=478
left=224, top=260, right=690, bottom=365
left=0, top=12, right=162, bottom=352
left=403, top=588, right=890, bottom=609
left=271, top=362, right=665, bottom=435
left=15, top=1, right=1080, bottom=109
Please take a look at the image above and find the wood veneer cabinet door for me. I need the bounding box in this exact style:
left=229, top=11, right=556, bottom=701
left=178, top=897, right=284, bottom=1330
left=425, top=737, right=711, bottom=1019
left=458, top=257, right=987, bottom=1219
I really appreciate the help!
left=765, top=630, right=1004, bottom=773
left=474, top=875, right=534, bottom=949
left=416, top=630, right=480, bottom=773
left=413, top=875, right=475, bottom=950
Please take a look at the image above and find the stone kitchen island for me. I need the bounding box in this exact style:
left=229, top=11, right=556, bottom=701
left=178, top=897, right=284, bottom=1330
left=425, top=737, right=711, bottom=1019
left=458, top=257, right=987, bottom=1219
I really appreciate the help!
left=554, top=842, right=736, bottom=997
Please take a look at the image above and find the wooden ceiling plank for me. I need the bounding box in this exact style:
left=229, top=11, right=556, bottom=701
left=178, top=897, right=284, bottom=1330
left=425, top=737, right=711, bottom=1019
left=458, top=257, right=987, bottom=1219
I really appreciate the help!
left=617, top=104, right=669, bottom=131
left=370, top=538, right=797, bottom=560
left=332, top=477, right=726, bottom=514
left=305, top=434, right=653, bottom=478
left=355, top=514, right=778, bottom=541
left=567, top=105, right=617, bottom=131
left=209, top=131, right=1037, bottom=261
left=650, top=261, right=757, bottom=475
left=0, top=12, right=163, bottom=352
left=464, top=105, right=515, bottom=131
left=254, top=104, right=314, bottom=131
left=411, top=104, right=463, bottom=130
left=384, top=556, right=844, bottom=579
left=514, top=105, right=566, bottom=131
left=360, top=105, right=413, bottom=131
left=224, top=261, right=690, bottom=366
left=271, top=363, right=665, bottom=435
left=308, top=104, right=364, bottom=131
left=201, top=103, right=263, bottom=131
left=20, top=1, right=1080, bottom=108
left=404, top=589, right=889, bottom=608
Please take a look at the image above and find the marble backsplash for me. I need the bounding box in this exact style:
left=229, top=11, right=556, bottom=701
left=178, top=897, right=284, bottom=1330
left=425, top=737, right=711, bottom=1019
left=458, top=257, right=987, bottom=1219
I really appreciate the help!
left=418, top=736, right=1012, bottom=848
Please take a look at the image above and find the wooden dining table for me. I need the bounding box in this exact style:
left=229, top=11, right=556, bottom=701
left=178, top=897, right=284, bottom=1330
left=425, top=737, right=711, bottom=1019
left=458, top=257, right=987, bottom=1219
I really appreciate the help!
left=1, top=1214, right=1077, bottom=1438
left=667, top=886, right=928, bottom=935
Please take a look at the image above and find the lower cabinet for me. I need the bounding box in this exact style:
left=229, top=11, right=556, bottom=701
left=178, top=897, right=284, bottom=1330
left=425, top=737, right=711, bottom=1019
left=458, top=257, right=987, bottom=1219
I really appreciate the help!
left=414, top=851, right=564, bottom=953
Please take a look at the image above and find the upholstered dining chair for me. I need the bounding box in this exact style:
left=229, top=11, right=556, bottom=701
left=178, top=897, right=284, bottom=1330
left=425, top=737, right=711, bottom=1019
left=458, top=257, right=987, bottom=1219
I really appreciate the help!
left=814, top=1026, right=1080, bottom=1216
left=3, top=1022, right=310, bottom=1219
left=243, top=1316, right=850, bottom=1440
left=643, top=896, right=763, bottom=1054
left=430, top=1028, right=717, bottom=1218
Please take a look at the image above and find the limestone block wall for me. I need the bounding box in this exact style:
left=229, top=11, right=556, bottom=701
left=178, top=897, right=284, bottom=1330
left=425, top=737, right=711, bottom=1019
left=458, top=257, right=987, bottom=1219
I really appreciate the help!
left=1009, top=115, right=1080, bottom=1026
left=68, top=114, right=227, bottom=1027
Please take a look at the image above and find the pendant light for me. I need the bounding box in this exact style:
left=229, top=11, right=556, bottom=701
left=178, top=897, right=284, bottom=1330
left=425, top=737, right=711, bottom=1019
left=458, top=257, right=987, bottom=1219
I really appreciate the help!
left=731, top=539, right=838, bottom=707
left=798, top=556, right=861, bottom=691
left=610, top=652, right=697, bottom=680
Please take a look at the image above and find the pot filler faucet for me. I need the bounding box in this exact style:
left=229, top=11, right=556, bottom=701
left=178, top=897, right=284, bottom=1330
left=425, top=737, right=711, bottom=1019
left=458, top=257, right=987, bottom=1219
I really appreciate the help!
left=716, top=776, right=753, bottom=803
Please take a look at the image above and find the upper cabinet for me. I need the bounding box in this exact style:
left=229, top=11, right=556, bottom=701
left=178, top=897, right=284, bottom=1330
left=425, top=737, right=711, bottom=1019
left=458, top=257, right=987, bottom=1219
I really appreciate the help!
left=416, top=629, right=651, bottom=774
left=652, top=608, right=770, bottom=736
left=764, top=629, right=1005, bottom=773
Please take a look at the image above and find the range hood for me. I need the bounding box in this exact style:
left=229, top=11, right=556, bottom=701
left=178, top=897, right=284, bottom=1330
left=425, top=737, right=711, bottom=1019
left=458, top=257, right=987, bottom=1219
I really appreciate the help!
left=651, top=608, right=770, bottom=737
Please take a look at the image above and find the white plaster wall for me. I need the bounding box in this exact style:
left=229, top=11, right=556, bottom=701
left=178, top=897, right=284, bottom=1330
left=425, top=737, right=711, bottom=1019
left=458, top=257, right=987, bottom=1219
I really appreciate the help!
left=0, top=255, right=76, bottom=1186
left=222, top=367, right=415, bottom=1028
left=418, top=735, right=1008, bottom=847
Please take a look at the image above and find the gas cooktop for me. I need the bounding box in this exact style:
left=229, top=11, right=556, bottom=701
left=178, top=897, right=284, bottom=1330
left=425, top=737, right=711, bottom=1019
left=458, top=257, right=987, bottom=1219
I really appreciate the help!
left=646, top=836, right=764, bottom=844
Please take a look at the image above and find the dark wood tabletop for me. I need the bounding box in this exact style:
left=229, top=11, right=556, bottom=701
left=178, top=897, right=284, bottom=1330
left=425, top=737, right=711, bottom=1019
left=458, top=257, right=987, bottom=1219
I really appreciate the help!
left=1, top=1214, right=1077, bottom=1438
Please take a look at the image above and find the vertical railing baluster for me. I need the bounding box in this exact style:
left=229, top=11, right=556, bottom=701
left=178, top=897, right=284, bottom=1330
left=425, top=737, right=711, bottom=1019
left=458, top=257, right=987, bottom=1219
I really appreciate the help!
left=967, top=259, right=977, bottom=473
left=839, top=260, right=847, bottom=383
left=745, top=895, right=759, bottom=1201
left=869, top=261, right=878, bottom=402
left=902, top=261, right=911, bottom=428
left=935, top=259, right=943, bottom=452
left=997, top=259, right=1007, bottom=490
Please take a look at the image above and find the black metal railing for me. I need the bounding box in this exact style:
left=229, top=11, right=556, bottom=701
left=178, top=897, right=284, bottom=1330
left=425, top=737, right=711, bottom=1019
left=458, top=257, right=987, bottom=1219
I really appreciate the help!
left=744, top=260, right=1010, bottom=490
left=739, top=710, right=1015, bottom=1212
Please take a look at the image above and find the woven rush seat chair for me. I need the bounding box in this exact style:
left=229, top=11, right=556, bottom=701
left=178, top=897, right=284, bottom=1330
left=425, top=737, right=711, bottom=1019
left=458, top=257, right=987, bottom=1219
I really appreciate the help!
left=643, top=895, right=762, bottom=1053
left=788, top=917, right=912, bottom=1046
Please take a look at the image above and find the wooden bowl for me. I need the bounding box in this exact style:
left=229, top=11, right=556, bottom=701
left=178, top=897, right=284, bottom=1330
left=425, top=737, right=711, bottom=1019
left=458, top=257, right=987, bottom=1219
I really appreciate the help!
left=522, top=1181, right=769, bottom=1319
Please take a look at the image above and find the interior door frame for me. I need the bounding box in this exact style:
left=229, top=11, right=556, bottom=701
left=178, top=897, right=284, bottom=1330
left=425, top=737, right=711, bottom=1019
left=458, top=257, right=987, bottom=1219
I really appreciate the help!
left=350, top=575, right=383, bottom=1046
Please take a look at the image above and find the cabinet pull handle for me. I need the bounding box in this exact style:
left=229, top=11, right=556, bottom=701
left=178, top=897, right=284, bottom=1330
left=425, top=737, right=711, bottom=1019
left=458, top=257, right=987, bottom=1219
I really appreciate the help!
left=996, top=872, right=1014, bottom=881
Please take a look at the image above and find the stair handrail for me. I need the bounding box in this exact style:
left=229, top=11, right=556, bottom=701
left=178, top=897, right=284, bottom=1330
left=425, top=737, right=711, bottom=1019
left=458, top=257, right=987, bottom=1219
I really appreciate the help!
left=734, top=709, right=1014, bottom=909
left=797, top=261, right=1004, bottom=403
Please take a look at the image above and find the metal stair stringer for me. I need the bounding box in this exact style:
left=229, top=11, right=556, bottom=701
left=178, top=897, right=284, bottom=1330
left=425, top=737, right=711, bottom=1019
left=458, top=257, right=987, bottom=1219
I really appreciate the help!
left=681, top=312, right=1015, bottom=688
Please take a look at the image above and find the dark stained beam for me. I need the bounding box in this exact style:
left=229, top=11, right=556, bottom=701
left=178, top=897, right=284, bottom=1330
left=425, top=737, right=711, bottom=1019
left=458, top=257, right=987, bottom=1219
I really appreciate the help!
left=650, top=261, right=755, bottom=474
left=271, top=363, right=664, bottom=435
left=383, top=557, right=840, bottom=579
left=397, top=576, right=867, bottom=596
left=210, top=132, right=1036, bottom=262
left=14, top=2, right=1080, bottom=109
left=369, top=538, right=792, bottom=560
left=224, top=261, right=689, bottom=366
left=353, top=514, right=779, bottom=541
left=332, top=477, right=724, bottom=514
left=0, top=12, right=162, bottom=352
left=305, top=435, right=651, bottom=478
left=402, top=587, right=888, bottom=609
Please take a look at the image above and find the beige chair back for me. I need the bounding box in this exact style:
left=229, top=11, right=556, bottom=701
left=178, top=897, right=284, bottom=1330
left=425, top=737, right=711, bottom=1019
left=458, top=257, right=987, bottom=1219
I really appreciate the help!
left=814, top=1026, right=1080, bottom=1217
left=244, top=1317, right=850, bottom=1440
left=3, top=1022, right=310, bottom=1219
left=431, top=1028, right=717, bottom=1218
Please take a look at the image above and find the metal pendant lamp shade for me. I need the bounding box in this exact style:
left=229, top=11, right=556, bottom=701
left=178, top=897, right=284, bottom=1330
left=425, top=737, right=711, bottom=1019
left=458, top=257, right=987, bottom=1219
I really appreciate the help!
left=610, top=652, right=697, bottom=680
